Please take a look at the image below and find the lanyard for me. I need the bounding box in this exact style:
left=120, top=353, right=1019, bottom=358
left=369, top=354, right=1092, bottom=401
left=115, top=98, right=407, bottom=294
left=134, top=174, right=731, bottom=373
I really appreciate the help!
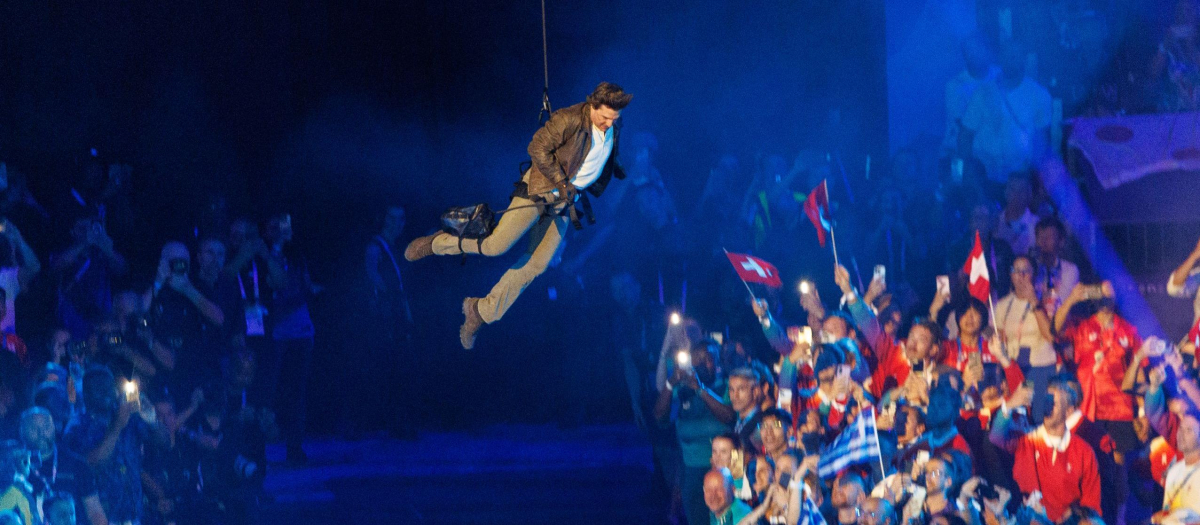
left=956, top=336, right=986, bottom=367
left=1165, top=462, right=1200, bottom=512
left=237, top=261, right=260, bottom=302
left=1002, top=297, right=1033, bottom=349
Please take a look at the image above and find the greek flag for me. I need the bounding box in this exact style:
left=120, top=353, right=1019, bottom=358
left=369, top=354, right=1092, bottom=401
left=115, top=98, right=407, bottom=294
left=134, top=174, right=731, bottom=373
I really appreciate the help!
left=798, top=486, right=827, bottom=525
left=817, top=406, right=882, bottom=479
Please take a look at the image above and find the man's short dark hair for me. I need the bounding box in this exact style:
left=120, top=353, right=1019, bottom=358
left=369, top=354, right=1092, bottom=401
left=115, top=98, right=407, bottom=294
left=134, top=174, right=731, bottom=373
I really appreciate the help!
left=824, top=311, right=858, bottom=336
left=836, top=470, right=867, bottom=492
left=691, top=338, right=721, bottom=358
left=1035, top=216, right=1066, bottom=237
left=586, top=82, right=633, bottom=110
left=1048, top=374, right=1083, bottom=409
left=760, top=408, right=792, bottom=429
left=714, top=431, right=741, bottom=449
left=728, top=367, right=758, bottom=384
left=908, top=319, right=944, bottom=347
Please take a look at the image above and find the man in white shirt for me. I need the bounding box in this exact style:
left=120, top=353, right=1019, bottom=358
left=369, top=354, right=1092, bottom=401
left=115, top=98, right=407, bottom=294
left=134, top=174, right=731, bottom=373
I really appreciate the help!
left=1031, top=217, right=1079, bottom=319
left=1155, top=412, right=1200, bottom=525
left=405, top=82, right=632, bottom=349
left=943, top=35, right=997, bottom=155
left=961, top=43, right=1052, bottom=184
left=995, top=175, right=1039, bottom=257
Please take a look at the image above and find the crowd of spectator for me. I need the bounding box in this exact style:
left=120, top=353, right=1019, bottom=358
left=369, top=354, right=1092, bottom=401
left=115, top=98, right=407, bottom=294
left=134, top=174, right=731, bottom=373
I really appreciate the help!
left=612, top=5, right=1200, bottom=525
left=0, top=154, right=346, bottom=524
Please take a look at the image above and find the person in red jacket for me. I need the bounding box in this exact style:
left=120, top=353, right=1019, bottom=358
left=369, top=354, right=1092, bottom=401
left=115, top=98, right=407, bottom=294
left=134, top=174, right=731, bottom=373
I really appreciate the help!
left=1054, top=282, right=1141, bottom=433
left=990, top=376, right=1102, bottom=521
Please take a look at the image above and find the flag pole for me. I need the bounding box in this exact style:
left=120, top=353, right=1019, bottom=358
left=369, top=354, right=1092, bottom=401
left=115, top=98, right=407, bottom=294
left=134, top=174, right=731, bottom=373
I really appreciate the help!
left=723, top=248, right=759, bottom=301
left=868, top=406, right=887, bottom=480
left=976, top=231, right=1000, bottom=340
left=824, top=179, right=841, bottom=268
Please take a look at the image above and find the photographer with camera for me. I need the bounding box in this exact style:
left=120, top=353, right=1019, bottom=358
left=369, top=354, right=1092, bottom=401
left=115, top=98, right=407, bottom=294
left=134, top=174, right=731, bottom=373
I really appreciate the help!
left=51, top=216, right=128, bottom=339
left=194, top=238, right=245, bottom=347
left=63, top=366, right=166, bottom=524
left=150, top=242, right=227, bottom=402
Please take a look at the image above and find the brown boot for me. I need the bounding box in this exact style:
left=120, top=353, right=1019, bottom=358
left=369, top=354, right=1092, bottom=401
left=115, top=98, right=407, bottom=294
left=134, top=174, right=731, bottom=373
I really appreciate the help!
left=404, top=234, right=439, bottom=262
left=460, top=297, right=484, bottom=349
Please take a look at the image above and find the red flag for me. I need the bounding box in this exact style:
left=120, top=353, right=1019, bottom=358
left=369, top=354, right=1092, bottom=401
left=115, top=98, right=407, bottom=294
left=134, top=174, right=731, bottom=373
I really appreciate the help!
left=962, top=231, right=991, bottom=302
left=726, top=252, right=783, bottom=288
left=804, top=181, right=832, bottom=247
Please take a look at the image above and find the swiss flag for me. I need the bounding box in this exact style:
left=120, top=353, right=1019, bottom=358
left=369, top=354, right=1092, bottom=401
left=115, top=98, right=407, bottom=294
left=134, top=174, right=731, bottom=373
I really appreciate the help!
left=726, top=252, right=783, bottom=288
left=962, top=231, right=991, bottom=302
left=804, top=180, right=832, bottom=247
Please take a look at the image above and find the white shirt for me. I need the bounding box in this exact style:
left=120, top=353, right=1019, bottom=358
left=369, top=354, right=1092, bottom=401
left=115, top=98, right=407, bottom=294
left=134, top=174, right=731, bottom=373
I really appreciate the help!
left=995, top=293, right=1056, bottom=367
left=996, top=208, right=1038, bottom=257
left=1035, top=425, right=1072, bottom=464
left=943, top=68, right=997, bottom=153
left=1035, top=257, right=1079, bottom=319
left=571, top=124, right=613, bottom=190
left=1162, top=458, right=1200, bottom=522
left=962, top=77, right=1052, bottom=182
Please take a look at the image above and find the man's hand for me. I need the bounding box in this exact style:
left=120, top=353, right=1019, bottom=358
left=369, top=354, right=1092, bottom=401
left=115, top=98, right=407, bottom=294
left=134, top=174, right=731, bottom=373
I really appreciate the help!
left=834, top=265, right=854, bottom=297
left=983, top=485, right=1012, bottom=521
left=929, top=292, right=950, bottom=318
left=799, top=286, right=824, bottom=314
left=1009, top=382, right=1035, bottom=408
left=801, top=455, right=820, bottom=476
left=877, top=408, right=895, bottom=431
left=865, top=275, right=887, bottom=304
left=850, top=382, right=869, bottom=406
left=963, top=362, right=984, bottom=389
left=988, top=333, right=1010, bottom=364
left=674, top=367, right=700, bottom=390
left=752, top=299, right=769, bottom=319
left=1100, top=280, right=1116, bottom=299
left=115, top=399, right=136, bottom=430
left=958, top=477, right=983, bottom=503
left=903, top=373, right=929, bottom=405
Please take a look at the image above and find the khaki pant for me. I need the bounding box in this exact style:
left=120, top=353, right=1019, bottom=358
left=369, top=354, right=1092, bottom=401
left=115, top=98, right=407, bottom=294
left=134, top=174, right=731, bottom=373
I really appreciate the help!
left=432, top=194, right=568, bottom=324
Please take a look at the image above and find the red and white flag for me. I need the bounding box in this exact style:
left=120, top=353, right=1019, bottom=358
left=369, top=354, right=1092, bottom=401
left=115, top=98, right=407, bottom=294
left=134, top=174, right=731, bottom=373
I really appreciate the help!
left=726, top=252, right=783, bottom=288
left=804, top=180, right=833, bottom=247
left=962, top=231, right=991, bottom=302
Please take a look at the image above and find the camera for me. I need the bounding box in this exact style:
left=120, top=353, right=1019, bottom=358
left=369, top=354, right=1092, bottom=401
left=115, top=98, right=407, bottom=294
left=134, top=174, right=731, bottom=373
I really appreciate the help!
left=170, top=257, right=189, bottom=276
left=974, top=480, right=999, bottom=500
left=67, top=340, right=89, bottom=358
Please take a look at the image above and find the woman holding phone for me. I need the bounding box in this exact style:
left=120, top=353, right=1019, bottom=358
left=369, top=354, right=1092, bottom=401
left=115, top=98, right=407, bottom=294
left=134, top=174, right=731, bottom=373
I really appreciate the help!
left=992, top=256, right=1056, bottom=423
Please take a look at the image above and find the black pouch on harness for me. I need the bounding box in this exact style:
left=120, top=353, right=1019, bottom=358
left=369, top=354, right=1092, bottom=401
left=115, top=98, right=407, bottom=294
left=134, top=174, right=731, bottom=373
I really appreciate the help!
left=440, top=203, right=497, bottom=258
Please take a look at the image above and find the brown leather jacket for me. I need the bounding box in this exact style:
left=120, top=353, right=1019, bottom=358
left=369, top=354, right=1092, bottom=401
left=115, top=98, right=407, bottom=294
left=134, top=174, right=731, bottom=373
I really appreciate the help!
left=526, top=102, right=624, bottom=197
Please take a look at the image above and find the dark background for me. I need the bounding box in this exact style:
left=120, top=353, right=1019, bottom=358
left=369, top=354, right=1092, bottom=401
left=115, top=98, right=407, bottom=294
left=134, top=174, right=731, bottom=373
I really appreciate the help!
left=0, top=0, right=887, bottom=432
